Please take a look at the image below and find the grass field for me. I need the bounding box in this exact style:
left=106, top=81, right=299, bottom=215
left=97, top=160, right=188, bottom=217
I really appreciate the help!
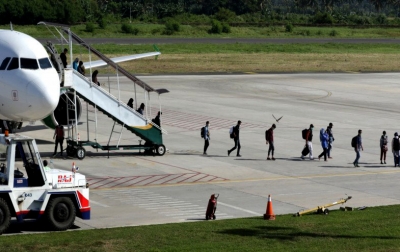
left=3, top=205, right=400, bottom=252
left=69, top=43, right=400, bottom=74
left=2, top=24, right=400, bottom=39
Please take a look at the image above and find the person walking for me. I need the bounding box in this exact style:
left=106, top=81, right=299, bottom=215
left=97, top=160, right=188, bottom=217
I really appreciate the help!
left=52, top=124, right=65, bottom=158
left=380, top=131, right=388, bottom=164
left=203, top=121, right=210, bottom=155
left=228, top=120, right=241, bottom=157
left=60, top=48, right=68, bottom=68
left=266, top=124, right=276, bottom=160
left=318, top=128, right=329, bottom=161
left=392, top=132, right=399, bottom=167
left=327, top=122, right=334, bottom=158
left=301, top=124, right=314, bottom=160
left=353, top=129, right=363, bottom=167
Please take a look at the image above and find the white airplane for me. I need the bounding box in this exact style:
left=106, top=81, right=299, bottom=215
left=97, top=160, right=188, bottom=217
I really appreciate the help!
left=0, top=29, right=160, bottom=130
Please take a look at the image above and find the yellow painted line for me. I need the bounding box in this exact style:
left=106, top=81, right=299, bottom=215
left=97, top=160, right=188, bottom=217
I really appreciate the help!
left=92, top=169, right=400, bottom=191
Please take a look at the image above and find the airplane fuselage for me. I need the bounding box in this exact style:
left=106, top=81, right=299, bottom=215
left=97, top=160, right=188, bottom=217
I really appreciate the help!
left=0, top=29, right=59, bottom=122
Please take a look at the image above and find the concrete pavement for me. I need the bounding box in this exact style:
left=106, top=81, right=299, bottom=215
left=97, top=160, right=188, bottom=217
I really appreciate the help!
left=7, top=72, right=400, bottom=233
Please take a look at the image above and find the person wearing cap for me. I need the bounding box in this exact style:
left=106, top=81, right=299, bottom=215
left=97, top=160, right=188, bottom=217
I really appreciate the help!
left=392, top=132, right=399, bottom=167
left=301, top=124, right=314, bottom=160
left=72, top=57, right=79, bottom=71
left=228, top=120, right=241, bottom=157
left=353, top=129, right=363, bottom=167
left=265, top=124, right=276, bottom=160
left=326, top=122, right=334, bottom=158
left=380, top=131, right=388, bottom=164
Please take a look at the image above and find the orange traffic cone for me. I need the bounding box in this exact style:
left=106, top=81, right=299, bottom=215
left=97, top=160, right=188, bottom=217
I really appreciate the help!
left=263, top=194, right=276, bottom=220
left=72, top=162, right=76, bottom=173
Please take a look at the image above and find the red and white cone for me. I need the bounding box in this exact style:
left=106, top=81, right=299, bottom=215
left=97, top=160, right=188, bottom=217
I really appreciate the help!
left=264, top=194, right=276, bottom=220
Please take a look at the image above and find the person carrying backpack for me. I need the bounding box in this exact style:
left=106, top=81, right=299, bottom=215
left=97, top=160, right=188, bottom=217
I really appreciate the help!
left=353, top=129, right=363, bottom=167
left=202, top=121, right=210, bottom=155
left=392, top=132, right=399, bottom=167
left=380, top=131, right=388, bottom=164
left=318, top=128, right=329, bottom=161
left=228, top=120, right=241, bottom=157
left=266, top=124, right=276, bottom=160
left=301, top=124, right=314, bottom=160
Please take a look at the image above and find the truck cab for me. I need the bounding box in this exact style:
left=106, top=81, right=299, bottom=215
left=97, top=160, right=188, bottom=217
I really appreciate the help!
left=0, top=133, right=90, bottom=234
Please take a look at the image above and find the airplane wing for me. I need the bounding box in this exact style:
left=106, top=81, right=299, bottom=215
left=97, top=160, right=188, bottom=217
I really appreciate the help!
left=83, top=51, right=161, bottom=69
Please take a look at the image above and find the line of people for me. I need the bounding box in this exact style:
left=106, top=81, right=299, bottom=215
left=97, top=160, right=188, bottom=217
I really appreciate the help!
left=200, top=121, right=400, bottom=168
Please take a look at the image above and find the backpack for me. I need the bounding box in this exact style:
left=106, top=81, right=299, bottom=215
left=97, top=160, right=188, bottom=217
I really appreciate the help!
left=393, top=137, right=400, bottom=151
left=302, top=129, right=308, bottom=140
left=229, top=126, right=234, bottom=138
left=200, top=127, right=205, bottom=138
left=351, top=136, right=357, bottom=148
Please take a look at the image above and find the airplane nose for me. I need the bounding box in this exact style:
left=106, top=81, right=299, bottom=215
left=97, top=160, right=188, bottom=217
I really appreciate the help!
left=27, top=74, right=60, bottom=119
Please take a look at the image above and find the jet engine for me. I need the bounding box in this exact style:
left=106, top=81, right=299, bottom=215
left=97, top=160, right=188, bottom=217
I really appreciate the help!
left=41, top=91, right=82, bottom=129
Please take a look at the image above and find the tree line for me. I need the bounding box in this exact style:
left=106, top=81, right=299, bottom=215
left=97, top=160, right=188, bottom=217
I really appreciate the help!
left=1, top=0, right=399, bottom=25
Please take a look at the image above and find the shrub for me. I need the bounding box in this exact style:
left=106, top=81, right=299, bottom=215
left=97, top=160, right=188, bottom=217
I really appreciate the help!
left=329, top=29, right=338, bottom=37
left=376, top=14, right=387, bottom=24
left=98, top=18, right=107, bottom=29
left=285, top=23, right=293, bottom=33
left=152, top=28, right=162, bottom=35
left=121, top=23, right=139, bottom=35
left=85, top=23, right=95, bottom=32
left=313, top=12, right=334, bottom=24
left=209, top=19, right=222, bottom=34
left=215, top=8, right=236, bottom=22
left=165, top=20, right=180, bottom=32
left=316, top=30, right=323, bottom=36
left=222, top=23, right=231, bottom=33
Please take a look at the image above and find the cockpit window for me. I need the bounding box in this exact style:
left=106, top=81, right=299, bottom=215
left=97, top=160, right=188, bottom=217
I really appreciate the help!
left=38, top=58, right=52, bottom=69
left=7, top=57, right=19, bottom=70
left=21, top=58, right=39, bottom=70
left=0, top=57, right=10, bottom=70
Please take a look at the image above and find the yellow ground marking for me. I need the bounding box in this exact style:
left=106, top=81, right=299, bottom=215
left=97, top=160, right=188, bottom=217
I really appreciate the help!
left=244, top=71, right=257, bottom=74
left=92, top=169, right=400, bottom=191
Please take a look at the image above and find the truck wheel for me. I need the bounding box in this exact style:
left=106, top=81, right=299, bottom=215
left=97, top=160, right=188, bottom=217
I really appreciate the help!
left=0, top=198, right=11, bottom=235
left=67, top=146, right=75, bottom=157
left=76, top=147, right=86, bottom=160
left=156, top=145, right=166, bottom=156
left=45, top=197, right=76, bottom=231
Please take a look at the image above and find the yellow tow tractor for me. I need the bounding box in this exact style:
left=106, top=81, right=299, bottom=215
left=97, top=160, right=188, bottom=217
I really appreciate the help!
left=294, top=195, right=352, bottom=216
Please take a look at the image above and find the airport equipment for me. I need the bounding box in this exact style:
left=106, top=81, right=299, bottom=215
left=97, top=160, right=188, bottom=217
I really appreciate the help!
left=205, top=194, right=219, bottom=220
left=294, top=195, right=352, bottom=216
left=39, top=23, right=168, bottom=159
left=0, top=133, right=90, bottom=235
left=263, top=194, right=276, bottom=220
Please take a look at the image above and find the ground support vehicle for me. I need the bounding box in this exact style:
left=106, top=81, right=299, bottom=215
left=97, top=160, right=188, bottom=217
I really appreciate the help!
left=0, top=133, right=90, bottom=234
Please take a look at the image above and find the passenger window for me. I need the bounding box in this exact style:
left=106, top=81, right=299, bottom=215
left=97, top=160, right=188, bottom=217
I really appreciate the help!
left=7, top=57, right=19, bottom=70
left=38, top=58, right=52, bottom=69
left=0, top=57, right=10, bottom=70
left=20, top=58, right=39, bottom=70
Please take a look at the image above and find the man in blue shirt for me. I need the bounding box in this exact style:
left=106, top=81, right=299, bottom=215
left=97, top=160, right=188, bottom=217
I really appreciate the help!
left=354, top=129, right=364, bottom=167
left=203, top=121, right=210, bottom=155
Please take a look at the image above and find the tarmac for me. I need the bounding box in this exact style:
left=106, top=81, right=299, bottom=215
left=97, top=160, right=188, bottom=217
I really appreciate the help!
left=7, top=72, right=400, bottom=233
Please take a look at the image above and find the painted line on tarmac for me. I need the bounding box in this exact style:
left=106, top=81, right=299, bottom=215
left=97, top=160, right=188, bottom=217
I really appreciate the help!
left=90, top=200, right=110, bottom=207
left=92, top=169, right=400, bottom=191
left=218, top=201, right=261, bottom=216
